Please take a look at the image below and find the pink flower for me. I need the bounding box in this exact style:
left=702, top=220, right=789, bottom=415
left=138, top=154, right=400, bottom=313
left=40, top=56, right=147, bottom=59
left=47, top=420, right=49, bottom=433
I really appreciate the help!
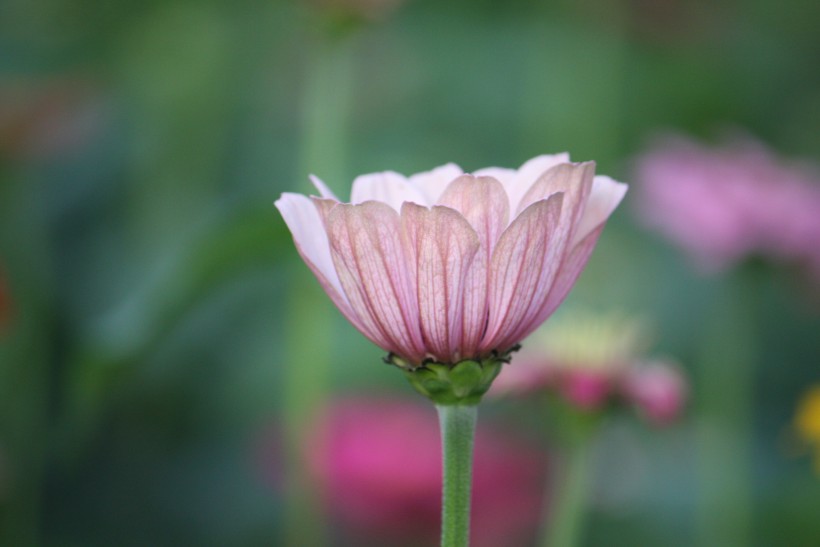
left=621, top=361, right=687, bottom=425
left=307, top=396, right=546, bottom=547
left=276, top=155, right=627, bottom=367
left=490, top=309, right=645, bottom=408
left=490, top=309, right=689, bottom=424
left=634, top=133, right=820, bottom=275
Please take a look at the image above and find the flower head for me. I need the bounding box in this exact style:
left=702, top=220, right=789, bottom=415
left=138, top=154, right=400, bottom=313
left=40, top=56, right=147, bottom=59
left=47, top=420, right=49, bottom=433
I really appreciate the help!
left=491, top=309, right=687, bottom=424
left=276, top=155, right=627, bottom=386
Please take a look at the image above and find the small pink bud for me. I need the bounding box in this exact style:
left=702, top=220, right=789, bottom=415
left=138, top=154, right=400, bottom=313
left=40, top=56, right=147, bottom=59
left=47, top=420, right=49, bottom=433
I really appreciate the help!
left=623, top=362, right=687, bottom=425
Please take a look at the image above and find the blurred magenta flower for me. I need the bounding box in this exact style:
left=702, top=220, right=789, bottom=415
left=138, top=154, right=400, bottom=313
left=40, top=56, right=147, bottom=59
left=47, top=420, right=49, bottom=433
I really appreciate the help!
left=491, top=309, right=687, bottom=424
left=634, top=133, right=820, bottom=276
left=276, top=155, right=627, bottom=371
left=307, top=396, right=546, bottom=546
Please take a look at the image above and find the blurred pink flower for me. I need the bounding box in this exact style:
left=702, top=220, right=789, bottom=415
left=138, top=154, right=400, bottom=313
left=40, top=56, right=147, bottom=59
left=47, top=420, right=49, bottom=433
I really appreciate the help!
left=491, top=310, right=688, bottom=424
left=634, top=133, right=820, bottom=276
left=276, top=155, right=627, bottom=368
left=621, top=361, right=687, bottom=425
left=561, top=370, right=613, bottom=411
left=308, top=396, right=546, bottom=547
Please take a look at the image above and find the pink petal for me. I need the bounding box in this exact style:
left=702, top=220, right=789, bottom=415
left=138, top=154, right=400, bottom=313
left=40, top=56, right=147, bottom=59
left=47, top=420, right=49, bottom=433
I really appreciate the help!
left=505, top=153, right=571, bottom=213
left=408, top=163, right=463, bottom=205
left=326, top=201, right=426, bottom=362
left=401, top=202, right=480, bottom=362
left=480, top=193, right=567, bottom=353
left=516, top=162, right=595, bottom=226
left=474, top=167, right=516, bottom=187
left=351, top=171, right=427, bottom=211
left=509, top=177, right=626, bottom=336
left=309, top=174, right=339, bottom=201
left=528, top=225, right=605, bottom=335
left=437, top=175, right=510, bottom=356
left=275, top=193, right=367, bottom=334
left=573, top=175, right=628, bottom=246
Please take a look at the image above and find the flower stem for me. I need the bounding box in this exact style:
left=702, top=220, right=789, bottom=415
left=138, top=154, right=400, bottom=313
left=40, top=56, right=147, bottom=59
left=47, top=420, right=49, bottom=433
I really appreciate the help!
left=437, top=404, right=478, bottom=547
left=542, top=419, right=595, bottom=547
left=695, top=271, right=756, bottom=547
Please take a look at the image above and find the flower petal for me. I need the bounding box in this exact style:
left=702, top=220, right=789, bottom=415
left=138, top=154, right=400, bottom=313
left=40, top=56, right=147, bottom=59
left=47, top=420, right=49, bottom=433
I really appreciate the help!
left=351, top=171, right=427, bottom=211
left=573, top=175, right=628, bottom=246
left=437, top=175, right=511, bottom=239
left=401, top=202, right=480, bottom=362
left=474, top=167, right=516, bottom=187
left=326, top=201, right=426, bottom=362
left=309, top=174, right=340, bottom=200
left=275, top=193, right=366, bottom=333
left=516, top=162, right=595, bottom=219
left=507, top=177, right=625, bottom=343
left=437, top=175, right=510, bottom=355
left=505, top=153, right=571, bottom=213
left=480, top=193, right=567, bottom=353
left=408, top=163, right=463, bottom=205
left=530, top=225, right=605, bottom=333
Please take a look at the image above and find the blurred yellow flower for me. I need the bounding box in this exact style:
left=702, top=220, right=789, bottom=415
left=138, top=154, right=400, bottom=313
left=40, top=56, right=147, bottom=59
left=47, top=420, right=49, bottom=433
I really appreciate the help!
left=794, top=385, right=820, bottom=473
left=524, top=309, right=650, bottom=374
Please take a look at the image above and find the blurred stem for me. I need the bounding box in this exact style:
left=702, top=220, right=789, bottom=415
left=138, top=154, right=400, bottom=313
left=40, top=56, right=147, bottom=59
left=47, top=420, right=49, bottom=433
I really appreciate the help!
left=541, top=407, right=597, bottom=547
left=281, top=17, right=357, bottom=547
left=520, top=0, right=627, bottom=165
left=437, top=404, right=478, bottom=547
left=695, top=269, right=758, bottom=547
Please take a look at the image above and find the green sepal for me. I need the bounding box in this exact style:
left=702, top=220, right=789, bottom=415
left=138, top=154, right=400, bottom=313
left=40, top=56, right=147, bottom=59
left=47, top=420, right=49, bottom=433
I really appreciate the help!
left=389, top=355, right=509, bottom=406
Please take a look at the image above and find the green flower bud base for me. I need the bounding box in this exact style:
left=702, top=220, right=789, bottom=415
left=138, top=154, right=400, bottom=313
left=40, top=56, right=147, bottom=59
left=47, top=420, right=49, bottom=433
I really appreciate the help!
left=385, top=348, right=518, bottom=406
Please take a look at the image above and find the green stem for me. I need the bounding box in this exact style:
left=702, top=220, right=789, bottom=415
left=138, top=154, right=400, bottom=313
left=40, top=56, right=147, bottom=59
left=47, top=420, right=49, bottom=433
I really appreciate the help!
left=542, top=422, right=594, bottom=547
left=695, top=271, right=757, bottom=547
left=437, top=404, right=478, bottom=547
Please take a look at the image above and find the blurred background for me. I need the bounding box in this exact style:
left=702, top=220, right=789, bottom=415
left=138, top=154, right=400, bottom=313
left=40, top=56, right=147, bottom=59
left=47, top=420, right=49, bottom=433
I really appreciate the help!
left=1, top=0, right=819, bottom=545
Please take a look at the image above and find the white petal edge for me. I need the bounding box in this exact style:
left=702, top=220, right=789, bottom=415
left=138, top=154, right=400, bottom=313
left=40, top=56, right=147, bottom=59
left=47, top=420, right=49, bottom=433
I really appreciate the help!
left=275, top=193, right=369, bottom=336
left=350, top=171, right=428, bottom=211
left=573, top=176, right=628, bottom=247
left=309, top=174, right=340, bottom=201
left=275, top=193, right=341, bottom=291
left=408, top=162, right=464, bottom=205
